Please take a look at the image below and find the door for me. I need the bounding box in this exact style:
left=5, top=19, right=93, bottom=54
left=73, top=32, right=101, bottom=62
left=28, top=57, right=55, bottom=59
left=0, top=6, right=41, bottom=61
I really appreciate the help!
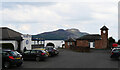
left=30, top=50, right=37, bottom=59
left=90, top=42, right=95, bottom=48
left=23, top=50, right=31, bottom=59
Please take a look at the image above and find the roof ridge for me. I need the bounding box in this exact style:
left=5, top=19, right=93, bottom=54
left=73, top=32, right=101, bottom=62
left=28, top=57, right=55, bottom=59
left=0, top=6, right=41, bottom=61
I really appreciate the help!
left=7, top=27, right=22, bottom=35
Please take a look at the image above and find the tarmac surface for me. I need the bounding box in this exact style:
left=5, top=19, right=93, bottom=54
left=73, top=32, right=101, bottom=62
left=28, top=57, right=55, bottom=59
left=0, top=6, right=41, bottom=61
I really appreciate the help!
left=3, top=49, right=120, bottom=69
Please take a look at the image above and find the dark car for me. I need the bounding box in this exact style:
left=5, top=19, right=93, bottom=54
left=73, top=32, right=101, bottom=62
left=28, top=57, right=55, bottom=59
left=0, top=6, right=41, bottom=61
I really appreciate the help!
left=110, top=48, right=120, bottom=59
left=22, top=50, right=48, bottom=61
left=45, top=47, right=59, bottom=56
left=2, top=50, right=23, bottom=69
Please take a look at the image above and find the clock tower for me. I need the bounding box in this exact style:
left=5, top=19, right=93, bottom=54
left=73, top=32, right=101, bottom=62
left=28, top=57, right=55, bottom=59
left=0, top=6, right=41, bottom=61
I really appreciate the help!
left=100, top=25, right=109, bottom=48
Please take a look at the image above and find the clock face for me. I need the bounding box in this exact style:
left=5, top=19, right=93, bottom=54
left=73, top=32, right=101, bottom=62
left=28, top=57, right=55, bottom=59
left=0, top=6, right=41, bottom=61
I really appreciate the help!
left=103, top=30, right=106, bottom=33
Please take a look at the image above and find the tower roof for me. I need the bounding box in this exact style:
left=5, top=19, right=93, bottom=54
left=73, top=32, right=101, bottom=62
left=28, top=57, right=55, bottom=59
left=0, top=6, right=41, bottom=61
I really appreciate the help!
left=100, top=25, right=109, bottom=30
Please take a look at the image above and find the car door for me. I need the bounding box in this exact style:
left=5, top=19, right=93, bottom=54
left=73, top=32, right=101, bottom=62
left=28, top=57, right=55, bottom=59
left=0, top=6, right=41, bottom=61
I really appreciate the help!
left=118, top=49, right=120, bottom=56
left=22, top=50, right=31, bottom=59
left=30, top=50, right=37, bottom=59
left=2, top=52, right=9, bottom=62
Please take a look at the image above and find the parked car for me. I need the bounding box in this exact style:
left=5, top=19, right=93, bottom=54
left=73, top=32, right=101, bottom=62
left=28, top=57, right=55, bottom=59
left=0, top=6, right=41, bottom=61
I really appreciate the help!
left=2, top=50, right=23, bottom=69
left=22, top=50, right=48, bottom=61
left=45, top=47, right=59, bottom=56
left=110, top=48, right=120, bottom=59
left=33, top=48, right=49, bottom=56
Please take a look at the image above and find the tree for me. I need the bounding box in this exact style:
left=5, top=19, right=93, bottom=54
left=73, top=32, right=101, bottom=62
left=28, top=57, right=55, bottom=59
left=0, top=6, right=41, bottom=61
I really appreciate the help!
left=108, top=37, right=115, bottom=49
left=108, top=37, right=115, bottom=43
left=117, top=39, right=120, bottom=45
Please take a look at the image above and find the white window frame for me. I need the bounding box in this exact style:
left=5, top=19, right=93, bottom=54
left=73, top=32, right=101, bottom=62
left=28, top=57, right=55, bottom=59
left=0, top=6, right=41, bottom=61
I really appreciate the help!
left=68, top=42, right=70, bottom=46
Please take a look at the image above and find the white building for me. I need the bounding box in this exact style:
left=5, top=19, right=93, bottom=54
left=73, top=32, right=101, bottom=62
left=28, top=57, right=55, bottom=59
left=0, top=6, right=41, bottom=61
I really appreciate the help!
left=21, top=34, right=32, bottom=52
left=0, top=27, right=65, bottom=53
left=0, top=27, right=32, bottom=52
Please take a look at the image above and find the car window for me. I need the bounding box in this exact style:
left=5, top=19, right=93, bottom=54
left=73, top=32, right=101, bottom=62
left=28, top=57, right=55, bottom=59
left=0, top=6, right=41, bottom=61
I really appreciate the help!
left=31, top=50, right=36, bottom=54
left=36, top=51, right=42, bottom=53
left=2, top=52, right=9, bottom=56
left=113, top=49, right=120, bottom=52
left=117, top=49, right=120, bottom=51
left=0, top=49, right=2, bottom=54
left=24, top=51, right=30, bottom=54
left=46, top=47, right=52, bottom=50
left=41, top=50, right=46, bottom=53
left=14, top=51, right=20, bottom=54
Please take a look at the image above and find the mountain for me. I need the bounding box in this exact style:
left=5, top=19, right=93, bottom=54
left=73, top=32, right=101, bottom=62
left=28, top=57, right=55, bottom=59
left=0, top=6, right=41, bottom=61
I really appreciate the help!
left=32, top=28, right=89, bottom=40
left=66, top=28, right=88, bottom=38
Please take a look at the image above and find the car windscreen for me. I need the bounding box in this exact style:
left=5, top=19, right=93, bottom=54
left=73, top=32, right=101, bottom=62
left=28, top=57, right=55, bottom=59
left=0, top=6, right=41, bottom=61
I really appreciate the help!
left=45, top=47, right=53, bottom=50
left=53, top=48, right=57, bottom=50
left=9, top=51, right=18, bottom=56
left=14, top=51, right=21, bottom=55
left=41, top=50, right=46, bottom=53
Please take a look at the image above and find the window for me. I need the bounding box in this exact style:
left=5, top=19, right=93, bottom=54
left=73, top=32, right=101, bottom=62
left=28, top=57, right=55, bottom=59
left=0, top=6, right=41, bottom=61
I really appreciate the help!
left=9, top=51, right=18, bottom=56
left=2, top=52, right=9, bottom=56
left=31, top=50, right=36, bottom=54
left=70, top=42, right=72, bottom=45
left=36, top=51, right=42, bottom=53
left=24, top=51, right=30, bottom=54
left=68, top=42, right=70, bottom=46
left=89, top=42, right=95, bottom=48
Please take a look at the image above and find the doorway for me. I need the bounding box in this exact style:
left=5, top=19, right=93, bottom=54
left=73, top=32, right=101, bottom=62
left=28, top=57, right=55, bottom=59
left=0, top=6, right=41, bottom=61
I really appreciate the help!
left=89, top=42, right=95, bottom=48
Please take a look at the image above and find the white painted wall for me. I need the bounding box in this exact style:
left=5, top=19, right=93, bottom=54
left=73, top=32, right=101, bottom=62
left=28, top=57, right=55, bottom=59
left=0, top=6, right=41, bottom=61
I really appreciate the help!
left=21, top=34, right=32, bottom=52
left=45, top=40, right=65, bottom=48
left=0, top=40, right=18, bottom=50
left=0, top=34, right=32, bottom=52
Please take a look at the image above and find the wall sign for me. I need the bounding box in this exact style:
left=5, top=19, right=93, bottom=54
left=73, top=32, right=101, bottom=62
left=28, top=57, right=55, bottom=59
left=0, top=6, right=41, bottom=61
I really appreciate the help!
left=26, top=40, right=29, bottom=45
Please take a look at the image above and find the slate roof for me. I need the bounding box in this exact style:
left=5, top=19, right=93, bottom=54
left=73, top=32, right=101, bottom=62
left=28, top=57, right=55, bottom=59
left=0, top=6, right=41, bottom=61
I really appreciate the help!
left=0, top=27, right=23, bottom=41
left=76, top=34, right=101, bottom=41
left=100, top=25, right=109, bottom=30
left=32, top=38, right=45, bottom=41
left=65, top=38, right=76, bottom=42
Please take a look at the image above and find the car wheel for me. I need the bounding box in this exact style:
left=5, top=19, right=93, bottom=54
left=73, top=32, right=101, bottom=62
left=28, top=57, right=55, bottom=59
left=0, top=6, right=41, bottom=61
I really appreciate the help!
left=36, top=57, right=40, bottom=62
left=116, top=57, right=120, bottom=60
left=49, top=54, right=52, bottom=57
left=16, top=63, right=22, bottom=67
left=4, top=62, right=10, bottom=69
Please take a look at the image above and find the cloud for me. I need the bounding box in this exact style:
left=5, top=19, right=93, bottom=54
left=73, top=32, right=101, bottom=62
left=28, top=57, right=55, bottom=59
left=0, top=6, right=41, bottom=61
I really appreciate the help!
left=1, top=2, right=118, bottom=40
left=2, top=3, right=71, bottom=23
left=18, top=24, right=31, bottom=32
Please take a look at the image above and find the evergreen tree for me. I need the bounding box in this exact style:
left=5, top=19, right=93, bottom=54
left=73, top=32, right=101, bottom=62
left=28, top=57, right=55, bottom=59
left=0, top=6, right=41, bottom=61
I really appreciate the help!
left=108, top=37, right=115, bottom=49
left=117, top=39, right=120, bottom=45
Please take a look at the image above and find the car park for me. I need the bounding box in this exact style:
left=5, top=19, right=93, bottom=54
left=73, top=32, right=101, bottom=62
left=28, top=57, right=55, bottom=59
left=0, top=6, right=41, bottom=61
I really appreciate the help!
left=22, top=50, right=48, bottom=61
left=2, top=50, right=23, bottom=69
left=110, top=48, right=120, bottom=59
left=45, top=47, right=59, bottom=56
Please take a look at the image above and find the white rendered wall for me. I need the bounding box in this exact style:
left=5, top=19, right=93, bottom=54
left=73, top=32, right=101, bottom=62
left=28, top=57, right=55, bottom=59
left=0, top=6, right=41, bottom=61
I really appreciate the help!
left=21, top=34, right=32, bottom=52
left=45, top=40, right=65, bottom=48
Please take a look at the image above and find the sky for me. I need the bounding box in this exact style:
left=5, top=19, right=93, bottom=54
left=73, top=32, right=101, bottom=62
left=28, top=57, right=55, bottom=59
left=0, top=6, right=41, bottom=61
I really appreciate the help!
left=0, top=0, right=119, bottom=41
